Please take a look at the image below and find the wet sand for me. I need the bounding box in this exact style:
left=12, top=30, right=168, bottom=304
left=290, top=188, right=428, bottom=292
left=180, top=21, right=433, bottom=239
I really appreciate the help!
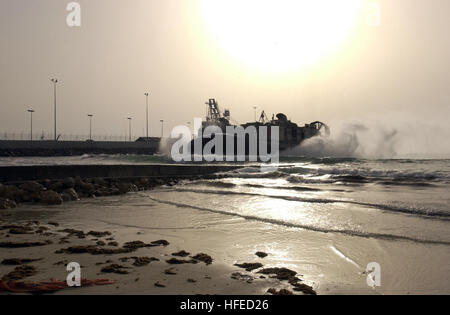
left=0, top=197, right=316, bottom=295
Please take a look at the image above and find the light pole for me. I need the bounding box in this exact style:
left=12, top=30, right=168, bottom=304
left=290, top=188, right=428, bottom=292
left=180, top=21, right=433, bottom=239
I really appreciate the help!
left=253, top=106, right=257, bottom=122
left=160, top=120, right=164, bottom=138
left=127, top=117, right=132, bottom=142
left=51, top=78, right=58, bottom=141
left=27, top=109, right=35, bottom=141
left=144, top=92, right=150, bottom=139
left=87, top=114, right=93, bottom=141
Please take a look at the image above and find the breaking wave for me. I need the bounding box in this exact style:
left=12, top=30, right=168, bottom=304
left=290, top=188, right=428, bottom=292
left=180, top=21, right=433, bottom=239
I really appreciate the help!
left=224, top=161, right=450, bottom=185
left=171, top=188, right=450, bottom=219
left=148, top=196, right=450, bottom=246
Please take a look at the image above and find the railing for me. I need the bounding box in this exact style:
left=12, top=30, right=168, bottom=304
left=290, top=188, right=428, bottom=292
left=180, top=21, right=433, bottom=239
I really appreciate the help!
left=0, top=132, right=139, bottom=142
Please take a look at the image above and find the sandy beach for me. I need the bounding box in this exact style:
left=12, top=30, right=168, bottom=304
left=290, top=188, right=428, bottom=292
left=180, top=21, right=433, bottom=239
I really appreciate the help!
left=1, top=154, right=450, bottom=298
left=2, top=156, right=450, bottom=295
left=0, top=183, right=318, bottom=295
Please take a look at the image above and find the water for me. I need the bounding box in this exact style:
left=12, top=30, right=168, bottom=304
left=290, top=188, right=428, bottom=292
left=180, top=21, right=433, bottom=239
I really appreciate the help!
left=2, top=155, right=450, bottom=294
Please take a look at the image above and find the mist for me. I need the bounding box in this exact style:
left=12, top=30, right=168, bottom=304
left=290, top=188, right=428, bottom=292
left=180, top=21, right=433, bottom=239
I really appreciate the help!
left=284, top=121, right=450, bottom=159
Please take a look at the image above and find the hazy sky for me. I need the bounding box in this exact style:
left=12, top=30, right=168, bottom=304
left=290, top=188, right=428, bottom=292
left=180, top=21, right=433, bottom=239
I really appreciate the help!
left=1, top=0, right=449, bottom=148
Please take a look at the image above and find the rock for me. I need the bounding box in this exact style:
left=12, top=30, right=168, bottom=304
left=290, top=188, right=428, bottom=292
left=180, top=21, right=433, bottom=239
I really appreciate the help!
left=151, top=239, right=170, bottom=246
left=19, top=181, right=44, bottom=193
left=48, top=182, right=64, bottom=193
left=8, top=226, right=34, bottom=234
left=1, top=258, right=42, bottom=265
left=288, top=276, right=302, bottom=285
left=108, top=241, right=119, bottom=247
left=96, top=241, right=106, bottom=246
left=61, top=188, right=79, bottom=201
left=123, top=241, right=157, bottom=249
left=55, top=245, right=132, bottom=255
left=154, top=281, right=166, bottom=288
left=0, top=185, right=22, bottom=202
left=231, top=272, right=255, bottom=282
left=255, top=251, right=268, bottom=258
left=137, top=178, right=149, bottom=188
left=61, top=193, right=71, bottom=202
left=257, top=267, right=297, bottom=280
left=40, top=190, right=63, bottom=205
left=172, top=250, right=190, bottom=257
left=164, top=268, right=177, bottom=275
left=58, top=228, right=86, bottom=239
left=101, top=264, right=129, bottom=274
left=80, top=183, right=95, bottom=195
left=166, top=258, right=198, bottom=265
left=191, top=253, right=213, bottom=265
left=0, top=198, right=17, bottom=209
left=1, top=265, right=38, bottom=281
left=62, top=177, right=75, bottom=188
left=234, top=263, right=263, bottom=271
left=117, top=183, right=138, bottom=194
left=0, top=240, right=52, bottom=248
left=41, top=179, right=52, bottom=189
left=87, top=231, right=111, bottom=237
left=292, top=283, right=317, bottom=295
left=48, top=221, right=59, bottom=227
left=132, top=257, right=159, bottom=267
left=187, top=278, right=197, bottom=283
left=267, top=288, right=293, bottom=295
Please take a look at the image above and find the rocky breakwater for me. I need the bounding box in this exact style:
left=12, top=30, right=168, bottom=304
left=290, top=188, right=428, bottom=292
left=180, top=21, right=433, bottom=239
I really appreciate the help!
left=0, top=174, right=219, bottom=209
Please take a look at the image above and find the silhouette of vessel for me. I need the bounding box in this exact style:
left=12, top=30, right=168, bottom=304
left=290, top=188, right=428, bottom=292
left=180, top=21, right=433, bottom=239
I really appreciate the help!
left=191, top=99, right=330, bottom=158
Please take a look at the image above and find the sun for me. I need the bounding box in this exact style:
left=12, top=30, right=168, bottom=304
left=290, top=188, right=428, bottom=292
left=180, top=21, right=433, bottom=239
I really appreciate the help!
left=198, top=0, right=363, bottom=74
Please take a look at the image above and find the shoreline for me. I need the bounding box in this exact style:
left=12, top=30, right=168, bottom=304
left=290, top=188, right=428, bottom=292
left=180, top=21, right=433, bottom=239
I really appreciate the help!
left=0, top=164, right=317, bottom=295
left=0, top=164, right=241, bottom=209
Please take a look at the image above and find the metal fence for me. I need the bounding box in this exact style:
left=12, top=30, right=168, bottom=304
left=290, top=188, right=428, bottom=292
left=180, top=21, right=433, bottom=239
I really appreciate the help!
left=0, top=132, right=139, bottom=142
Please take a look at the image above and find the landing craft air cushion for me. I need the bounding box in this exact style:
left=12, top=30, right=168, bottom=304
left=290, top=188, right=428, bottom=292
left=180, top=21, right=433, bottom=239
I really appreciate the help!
left=189, top=99, right=330, bottom=161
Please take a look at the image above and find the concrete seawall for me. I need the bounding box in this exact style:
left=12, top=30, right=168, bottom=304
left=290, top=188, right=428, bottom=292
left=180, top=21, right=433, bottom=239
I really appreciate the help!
left=0, top=139, right=160, bottom=156
left=0, top=164, right=240, bottom=182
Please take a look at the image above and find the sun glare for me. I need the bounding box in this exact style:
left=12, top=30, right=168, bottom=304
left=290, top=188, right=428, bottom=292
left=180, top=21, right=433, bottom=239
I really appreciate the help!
left=199, top=0, right=363, bottom=74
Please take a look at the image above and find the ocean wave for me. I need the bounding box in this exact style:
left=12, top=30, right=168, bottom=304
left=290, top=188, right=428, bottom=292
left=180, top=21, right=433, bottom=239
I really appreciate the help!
left=148, top=196, right=450, bottom=247
left=172, top=188, right=450, bottom=219
left=286, top=176, right=336, bottom=184
left=243, top=183, right=322, bottom=192
left=189, top=181, right=237, bottom=189
left=317, top=168, right=444, bottom=181
left=279, top=157, right=358, bottom=165
left=226, top=168, right=287, bottom=179
left=221, top=164, right=448, bottom=184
